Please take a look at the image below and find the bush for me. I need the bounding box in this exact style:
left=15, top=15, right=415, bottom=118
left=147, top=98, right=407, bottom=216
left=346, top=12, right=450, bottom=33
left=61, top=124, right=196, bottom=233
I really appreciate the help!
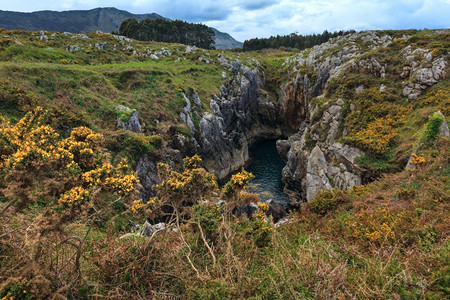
left=308, top=189, right=343, bottom=214
left=421, top=112, right=444, bottom=147
left=396, top=187, right=418, bottom=200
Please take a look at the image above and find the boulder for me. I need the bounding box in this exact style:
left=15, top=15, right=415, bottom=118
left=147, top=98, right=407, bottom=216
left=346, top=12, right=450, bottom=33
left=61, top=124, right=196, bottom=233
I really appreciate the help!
left=267, top=200, right=287, bottom=223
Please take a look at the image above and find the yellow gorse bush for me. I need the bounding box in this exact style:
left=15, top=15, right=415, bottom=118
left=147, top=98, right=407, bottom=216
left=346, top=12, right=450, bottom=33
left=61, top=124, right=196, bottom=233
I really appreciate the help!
left=0, top=107, right=138, bottom=207
left=351, top=117, right=397, bottom=155
left=222, top=169, right=255, bottom=201
left=411, top=153, right=426, bottom=166
left=58, top=186, right=90, bottom=204
left=344, top=205, right=406, bottom=244
left=131, top=199, right=145, bottom=214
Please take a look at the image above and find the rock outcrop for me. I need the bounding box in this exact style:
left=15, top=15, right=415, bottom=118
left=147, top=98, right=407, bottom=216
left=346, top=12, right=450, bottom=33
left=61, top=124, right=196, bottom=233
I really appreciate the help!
left=196, top=62, right=282, bottom=180
left=116, top=105, right=142, bottom=133
left=400, top=46, right=447, bottom=101
left=277, top=31, right=421, bottom=206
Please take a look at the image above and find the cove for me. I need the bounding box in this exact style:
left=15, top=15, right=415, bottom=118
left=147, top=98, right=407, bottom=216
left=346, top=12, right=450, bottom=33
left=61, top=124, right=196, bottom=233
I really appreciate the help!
left=246, top=140, right=289, bottom=207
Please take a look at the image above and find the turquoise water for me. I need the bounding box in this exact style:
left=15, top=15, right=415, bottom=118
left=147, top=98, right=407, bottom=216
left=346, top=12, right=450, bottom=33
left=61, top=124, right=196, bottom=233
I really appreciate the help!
left=246, top=140, right=289, bottom=207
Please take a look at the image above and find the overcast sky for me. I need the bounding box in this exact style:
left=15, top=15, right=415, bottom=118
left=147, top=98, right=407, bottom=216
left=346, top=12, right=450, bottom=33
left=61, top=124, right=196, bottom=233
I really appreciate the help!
left=1, top=0, right=449, bottom=41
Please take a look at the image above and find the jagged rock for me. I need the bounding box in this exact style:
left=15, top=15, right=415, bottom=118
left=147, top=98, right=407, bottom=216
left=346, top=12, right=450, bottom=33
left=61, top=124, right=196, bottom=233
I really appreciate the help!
left=276, top=140, right=291, bottom=160
left=116, top=105, right=142, bottom=133
left=328, top=143, right=365, bottom=171
left=233, top=202, right=258, bottom=218
left=140, top=222, right=174, bottom=236
left=192, top=93, right=202, bottom=108
left=321, top=105, right=342, bottom=144
left=279, top=73, right=311, bottom=131
left=231, top=59, right=241, bottom=73
left=141, top=221, right=153, bottom=236
left=40, top=35, right=48, bottom=41
left=358, top=58, right=385, bottom=77
left=180, top=112, right=187, bottom=123
left=183, top=94, right=192, bottom=113
left=136, top=156, right=161, bottom=200
left=129, top=220, right=140, bottom=232
left=401, top=48, right=447, bottom=101
left=95, top=42, right=106, bottom=50
left=355, top=85, right=364, bottom=94
left=305, top=146, right=332, bottom=202
left=267, top=200, right=287, bottom=223
left=67, top=45, right=79, bottom=52
left=168, top=133, right=199, bottom=158
left=416, top=68, right=437, bottom=85
left=186, top=114, right=195, bottom=134
left=198, top=65, right=281, bottom=180
left=438, top=111, right=450, bottom=138
left=274, top=216, right=292, bottom=228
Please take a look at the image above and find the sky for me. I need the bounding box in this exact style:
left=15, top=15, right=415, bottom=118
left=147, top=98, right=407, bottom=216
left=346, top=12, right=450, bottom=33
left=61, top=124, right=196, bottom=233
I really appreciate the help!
left=1, top=0, right=449, bottom=42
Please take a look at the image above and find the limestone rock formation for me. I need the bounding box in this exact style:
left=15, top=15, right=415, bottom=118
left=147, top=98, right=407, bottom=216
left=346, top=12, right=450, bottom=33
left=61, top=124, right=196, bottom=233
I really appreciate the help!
left=196, top=65, right=282, bottom=180
left=116, top=105, right=142, bottom=133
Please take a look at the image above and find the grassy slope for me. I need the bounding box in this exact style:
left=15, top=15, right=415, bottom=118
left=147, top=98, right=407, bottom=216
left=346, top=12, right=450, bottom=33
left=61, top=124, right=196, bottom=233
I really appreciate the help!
left=0, top=29, right=449, bottom=299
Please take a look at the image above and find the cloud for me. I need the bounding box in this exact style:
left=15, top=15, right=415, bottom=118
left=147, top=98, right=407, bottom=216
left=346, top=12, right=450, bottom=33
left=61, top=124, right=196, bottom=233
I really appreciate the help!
left=239, top=0, right=278, bottom=10
left=1, top=0, right=449, bottom=41
left=129, top=0, right=234, bottom=22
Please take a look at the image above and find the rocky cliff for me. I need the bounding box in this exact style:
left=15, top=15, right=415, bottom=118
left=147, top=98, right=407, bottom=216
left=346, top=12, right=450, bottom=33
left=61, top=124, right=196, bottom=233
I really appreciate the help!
left=276, top=30, right=448, bottom=206
left=172, top=30, right=448, bottom=206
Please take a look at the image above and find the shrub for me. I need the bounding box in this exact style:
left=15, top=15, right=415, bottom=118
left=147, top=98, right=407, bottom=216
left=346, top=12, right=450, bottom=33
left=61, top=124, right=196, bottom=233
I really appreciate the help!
left=342, top=117, right=397, bottom=155
left=421, top=112, right=444, bottom=147
left=250, top=203, right=273, bottom=247
left=308, top=189, right=343, bottom=214
left=193, top=203, right=222, bottom=235
left=222, top=169, right=255, bottom=203
left=0, top=107, right=139, bottom=298
left=344, top=205, right=406, bottom=244
left=116, top=108, right=135, bottom=122
left=396, top=187, right=418, bottom=200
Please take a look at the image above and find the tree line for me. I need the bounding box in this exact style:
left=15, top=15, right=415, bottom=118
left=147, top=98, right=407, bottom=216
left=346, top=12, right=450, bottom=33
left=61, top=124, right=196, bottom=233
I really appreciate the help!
left=243, top=30, right=355, bottom=51
left=119, top=18, right=215, bottom=49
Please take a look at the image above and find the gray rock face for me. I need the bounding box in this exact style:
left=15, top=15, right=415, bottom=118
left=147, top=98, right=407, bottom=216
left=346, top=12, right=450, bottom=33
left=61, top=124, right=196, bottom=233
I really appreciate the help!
left=141, top=221, right=176, bottom=236
left=400, top=48, right=447, bottom=101
left=67, top=45, right=79, bottom=52
left=136, top=156, right=162, bottom=200
left=267, top=200, right=287, bottom=223
left=305, top=146, right=333, bottom=202
left=438, top=111, right=450, bottom=138
left=281, top=138, right=364, bottom=206
left=233, top=202, right=258, bottom=219
left=321, top=105, right=342, bottom=144
left=116, top=105, right=142, bottom=133
left=276, top=139, right=291, bottom=160
left=197, top=65, right=282, bottom=181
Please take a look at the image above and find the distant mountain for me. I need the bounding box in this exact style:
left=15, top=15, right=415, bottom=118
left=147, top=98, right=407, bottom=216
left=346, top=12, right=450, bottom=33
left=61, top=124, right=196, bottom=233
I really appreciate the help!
left=212, top=28, right=243, bottom=49
left=0, top=7, right=242, bottom=49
